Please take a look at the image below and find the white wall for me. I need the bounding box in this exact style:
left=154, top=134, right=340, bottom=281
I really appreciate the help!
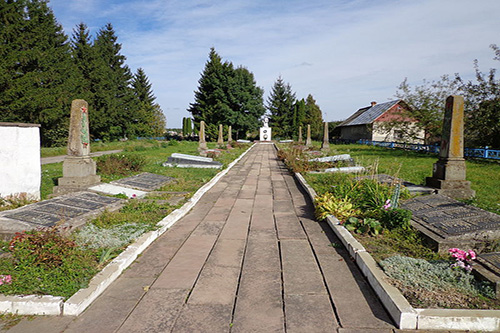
left=0, top=123, right=41, bottom=200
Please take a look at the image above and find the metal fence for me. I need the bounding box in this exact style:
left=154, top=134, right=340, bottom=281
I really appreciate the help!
left=337, top=139, right=500, bottom=160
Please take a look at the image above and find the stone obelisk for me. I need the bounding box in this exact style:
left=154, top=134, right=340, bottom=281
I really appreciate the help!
left=227, top=125, right=233, bottom=143
left=298, top=126, right=303, bottom=144
left=198, top=121, right=207, bottom=151
left=426, top=95, right=475, bottom=199
left=217, top=124, right=224, bottom=146
left=305, top=124, right=312, bottom=147
left=321, top=122, right=330, bottom=152
left=54, top=99, right=100, bottom=195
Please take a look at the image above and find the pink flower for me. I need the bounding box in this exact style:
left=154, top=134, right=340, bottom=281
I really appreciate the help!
left=468, top=250, right=476, bottom=260
left=382, top=199, right=391, bottom=210
left=0, top=275, right=12, bottom=285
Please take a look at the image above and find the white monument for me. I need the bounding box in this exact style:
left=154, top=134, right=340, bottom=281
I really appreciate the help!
left=259, top=117, right=272, bottom=141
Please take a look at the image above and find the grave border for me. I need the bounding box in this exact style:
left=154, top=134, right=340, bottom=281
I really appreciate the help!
left=0, top=143, right=256, bottom=316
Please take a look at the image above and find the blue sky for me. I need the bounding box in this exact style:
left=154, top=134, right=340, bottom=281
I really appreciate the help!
left=49, top=0, right=500, bottom=128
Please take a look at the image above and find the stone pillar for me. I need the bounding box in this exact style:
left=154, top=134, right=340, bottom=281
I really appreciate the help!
left=54, top=99, right=100, bottom=195
left=227, top=125, right=233, bottom=143
left=217, top=124, right=224, bottom=146
left=198, top=121, right=207, bottom=151
left=426, top=95, right=475, bottom=199
left=298, top=126, right=303, bottom=144
left=305, top=124, right=312, bottom=147
left=321, top=122, right=330, bottom=152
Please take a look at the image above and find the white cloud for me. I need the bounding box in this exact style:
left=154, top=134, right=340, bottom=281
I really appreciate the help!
left=49, top=0, right=500, bottom=127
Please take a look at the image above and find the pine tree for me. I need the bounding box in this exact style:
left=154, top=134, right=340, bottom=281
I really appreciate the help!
left=266, top=76, right=296, bottom=138
left=92, top=23, right=137, bottom=140
left=130, top=67, right=161, bottom=137
left=71, top=22, right=95, bottom=105
left=305, top=94, right=323, bottom=140
left=0, top=0, right=78, bottom=146
left=292, top=99, right=306, bottom=139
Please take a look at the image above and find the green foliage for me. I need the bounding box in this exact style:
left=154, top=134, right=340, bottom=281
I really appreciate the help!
left=189, top=48, right=265, bottom=140
left=75, top=223, right=149, bottom=249
left=0, top=228, right=98, bottom=298
left=314, top=193, right=361, bottom=222
left=96, top=154, right=146, bottom=176
left=379, top=208, right=413, bottom=230
left=0, top=193, right=38, bottom=212
left=344, top=217, right=382, bottom=236
left=305, top=94, right=324, bottom=140
left=380, top=255, right=495, bottom=308
left=266, top=76, right=296, bottom=138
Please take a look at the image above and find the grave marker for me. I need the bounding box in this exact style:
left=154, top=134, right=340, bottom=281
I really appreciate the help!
left=321, top=122, right=330, bottom=152
left=298, top=126, right=303, bottom=144
left=426, top=96, right=475, bottom=199
left=228, top=125, right=233, bottom=143
left=198, top=120, right=207, bottom=151
left=217, top=124, right=224, bottom=145
left=305, top=124, right=312, bottom=147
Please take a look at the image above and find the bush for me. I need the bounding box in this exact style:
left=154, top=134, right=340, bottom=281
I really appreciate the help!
left=75, top=223, right=148, bottom=249
left=379, top=208, right=413, bottom=230
left=96, top=154, right=146, bottom=176
left=314, top=193, right=361, bottom=222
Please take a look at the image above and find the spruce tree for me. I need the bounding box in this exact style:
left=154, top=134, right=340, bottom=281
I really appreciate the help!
left=304, top=94, right=324, bottom=140
left=0, top=0, right=78, bottom=146
left=130, top=67, right=160, bottom=137
left=92, top=23, right=136, bottom=140
left=71, top=22, right=95, bottom=105
left=266, top=77, right=296, bottom=138
left=292, top=98, right=306, bottom=139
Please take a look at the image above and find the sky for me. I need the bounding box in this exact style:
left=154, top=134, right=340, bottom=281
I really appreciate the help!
left=49, top=0, right=500, bottom=128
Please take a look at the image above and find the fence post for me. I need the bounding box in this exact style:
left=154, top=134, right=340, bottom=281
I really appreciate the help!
left=485, top=146, right=489, bottom=159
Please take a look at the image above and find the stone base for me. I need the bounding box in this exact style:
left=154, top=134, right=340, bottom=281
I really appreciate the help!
left=320, top=143, right=330, bottom=152
left=53, top=156, right=101, bottom=195
left=425, top=177, right=475, bottom=199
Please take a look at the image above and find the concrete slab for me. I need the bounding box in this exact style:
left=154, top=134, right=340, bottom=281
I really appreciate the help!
left=285, top=294, right=339, bottom=332
left=171, top=304, right=233, bottom=332
left=187, top=266, right=240, bottom=305
left=89, top=183, right=147, bottom=198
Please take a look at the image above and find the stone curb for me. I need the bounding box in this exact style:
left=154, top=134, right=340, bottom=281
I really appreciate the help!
left=2, top=144, right=256, bottom=316
left=294, top=170, right=500, bottom=331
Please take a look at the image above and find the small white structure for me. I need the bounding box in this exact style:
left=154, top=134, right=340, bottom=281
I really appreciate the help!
left=259, top=117, right=272, bottom=141
left=0, top=122, right=41, bottom=200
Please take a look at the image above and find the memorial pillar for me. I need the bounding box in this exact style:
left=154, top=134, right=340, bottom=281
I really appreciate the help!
left=298, top=126, right=303, bottom=144
left=305, top=124, right=312, bottom=147
left=217, top=124, right=224, bottom=146
left=198, top=121, right=207, bottom=151
left=321, top=122, right=330, bottom=152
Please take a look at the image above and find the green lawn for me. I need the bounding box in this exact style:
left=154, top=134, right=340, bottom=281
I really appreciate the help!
left=306, top=143, right=500, bottom=215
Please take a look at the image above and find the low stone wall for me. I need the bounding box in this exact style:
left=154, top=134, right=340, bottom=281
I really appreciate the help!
left=0, top=123, right=41, bottom=200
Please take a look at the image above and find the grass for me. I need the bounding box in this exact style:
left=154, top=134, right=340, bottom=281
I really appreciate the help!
left=0, top=139, right=250, bottom=301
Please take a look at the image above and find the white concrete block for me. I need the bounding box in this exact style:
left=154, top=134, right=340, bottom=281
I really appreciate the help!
left=416, top=309, right=500, bottom=331
left=89, top=183, right=147, bottom=198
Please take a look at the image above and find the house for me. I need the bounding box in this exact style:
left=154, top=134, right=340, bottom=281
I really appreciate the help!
left=337, top=100, right=424, bottom=144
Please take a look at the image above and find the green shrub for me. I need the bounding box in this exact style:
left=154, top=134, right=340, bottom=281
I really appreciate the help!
left=344, top=217, right=382, bottom=235
left=379, top=208, right=413, bottom=230
left=314, top=193, right=361, bottom=222
left=75, top=223, right=148, bottom=249
left=96, top=154, right=146, bottom=176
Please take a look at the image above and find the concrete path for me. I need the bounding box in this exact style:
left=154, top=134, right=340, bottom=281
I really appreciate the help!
left=41, top=150, right=123, bottom=165
left=10, top=144, right=436, bottom=332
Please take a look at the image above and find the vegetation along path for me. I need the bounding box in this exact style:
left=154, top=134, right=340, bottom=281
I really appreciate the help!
left=12, top=144, right=423, bottom=332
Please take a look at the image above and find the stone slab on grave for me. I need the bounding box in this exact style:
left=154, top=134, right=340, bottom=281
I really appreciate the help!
left=400, top=194, right=500, bottom=253
left=89, top=183, right=148, bottom=199
left=309, top=154, right=352, bottom=163
left=0, top=192, right=123, bottom=239
left=111, top=172, right=175, bottom=191
left=474, top=252, right=500, bottom=299
left=163, top=153, right=223, bottom=169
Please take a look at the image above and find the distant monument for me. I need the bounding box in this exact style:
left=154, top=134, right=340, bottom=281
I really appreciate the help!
left=426, top=95, right=475, bottom=199
left=54, top=99, right=100, bottom=195
left=227, top=125, right=233, bottom=143
left=305, top=124, right=312, bottom=147
left=298, top=126, right=303, bottom=144
left=217, top=124, right=224, bottom=146
left=259, top=117, right=272, bottom=141
left=321, top=122, right=330, bottom=152
left=198, top=120, right=207, bottom=151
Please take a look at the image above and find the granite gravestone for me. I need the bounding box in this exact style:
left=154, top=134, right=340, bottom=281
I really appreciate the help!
left=111, top=172, right=175, bottom=191
left=305, top=124, right=312, bottom=147
left=198, top=120, right=207, bottom=151
left=426, top=95, right=475, bottom=199
left=321, top=121, right=330, bottom=152
left=53, top=100, right=101, bottom=195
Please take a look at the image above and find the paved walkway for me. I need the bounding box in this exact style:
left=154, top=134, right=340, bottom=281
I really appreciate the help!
left=41, top=150, right=123, bottom=165
left=11, top=144, right=401, bottom=333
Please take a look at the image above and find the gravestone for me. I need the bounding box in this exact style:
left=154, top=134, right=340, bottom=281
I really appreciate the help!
left=425, top=95, right=475, bottom=199
left=400, top=194, right=500, bottom=253
left=228, top=125, right=233, bottom=143
left=198, top=120, right=207, bottom=151
left=259, top=117, right=272, bottom=141
left=53, top=100, right=101, bottom=195
left=305, top=124, right=312, bottom=147
left=217, top=124, right=224, bottom=146
left=474, top=253, right=500, bottom=299
left=309, top=154, right=352, bottom=163
left=111, top=172, right=174, bottom=191
left=163, top=153, right=223, bottom=169
left=0, top=191, right=123, bottom=239
left=298, top=126, right=303, bottom=144
left=321, top=122, right=330, bottom=152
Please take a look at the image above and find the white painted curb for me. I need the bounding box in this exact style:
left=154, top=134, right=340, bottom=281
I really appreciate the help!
left=1, top=144, right=256, bottom=316
left=294, top=170, right=500, bottom=331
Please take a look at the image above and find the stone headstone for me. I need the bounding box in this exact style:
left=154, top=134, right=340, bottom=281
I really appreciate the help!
left=198, top=121, right=207, bottom=151
left=305, top=124, right=312, bottom=147
left=217, top=124, right=224, bottom=145
left=163, top=153, right=222, bottom=169
left=298, top=126, right=303, bottom=144
left=53, top=100, right=100, bottom=195
left=228, top=125, right=233, bottom=143
left=321, top=122, right=330, bottom=152
left=426, top=96, right=475, bottom=199
left=259, top=117, right=272, bottom=141
left=309, top=154, right=352, bottom=163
